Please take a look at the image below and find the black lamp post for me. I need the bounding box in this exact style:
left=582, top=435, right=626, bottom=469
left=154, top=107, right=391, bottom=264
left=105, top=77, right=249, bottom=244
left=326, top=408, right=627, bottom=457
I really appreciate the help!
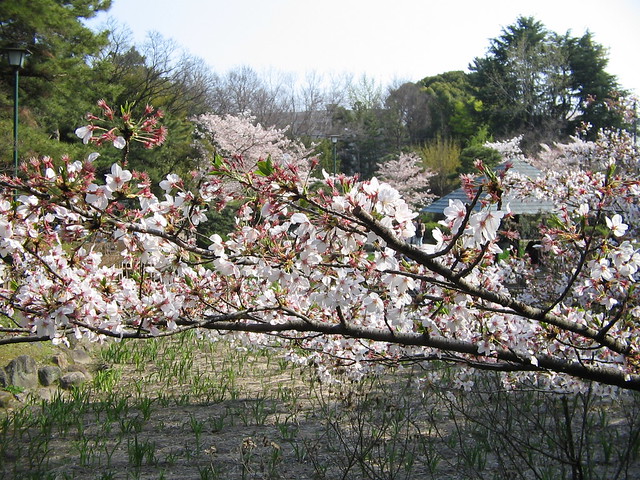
left=4, top=47, right=29, bottom=177
left=330, top=135, right=338, bottom=174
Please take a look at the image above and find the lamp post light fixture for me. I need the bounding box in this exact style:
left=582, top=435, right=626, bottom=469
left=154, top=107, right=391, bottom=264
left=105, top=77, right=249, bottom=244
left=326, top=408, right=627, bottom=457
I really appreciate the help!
left=330, top=135, right=338, bottom=174
left=4, top=47, right=29, bottom=177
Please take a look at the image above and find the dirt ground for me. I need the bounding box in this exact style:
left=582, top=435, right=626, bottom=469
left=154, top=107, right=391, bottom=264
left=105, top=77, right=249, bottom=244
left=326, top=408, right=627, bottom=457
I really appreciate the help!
left=2, top=335, right=640, bottom=479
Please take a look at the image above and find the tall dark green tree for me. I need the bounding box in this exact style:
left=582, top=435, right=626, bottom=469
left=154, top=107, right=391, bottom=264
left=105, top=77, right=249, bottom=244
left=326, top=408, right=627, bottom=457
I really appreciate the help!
left=330, top=102, right=389, bottom=178
left=97, top=30, right=216, bottom=119
left=564, top=31, right=623, bottom=135
left=383, top=81, right=432, bottom=148
left=326, top=76, right=394, bottom=178
left=0, top=0, right=112, bottom=166
left=469, top=16, right=622, bottom=148
left=419, top=70, right=482, bottom=143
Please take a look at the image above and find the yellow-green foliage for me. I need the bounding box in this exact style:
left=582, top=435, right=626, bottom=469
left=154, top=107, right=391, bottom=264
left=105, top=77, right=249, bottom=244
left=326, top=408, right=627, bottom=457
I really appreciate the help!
left=0, top=342, right=57, bottom=369
left=417, top=136, right=461, bottom=196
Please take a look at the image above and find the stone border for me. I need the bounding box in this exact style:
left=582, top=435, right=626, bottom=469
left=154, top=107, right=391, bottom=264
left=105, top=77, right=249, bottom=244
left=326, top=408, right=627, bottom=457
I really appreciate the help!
left=0, top=347, right=95, bottom=408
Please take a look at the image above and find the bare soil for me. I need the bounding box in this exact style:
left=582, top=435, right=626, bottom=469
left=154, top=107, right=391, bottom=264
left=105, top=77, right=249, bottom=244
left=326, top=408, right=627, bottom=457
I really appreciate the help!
left=2, top=335, right=639, bottom=479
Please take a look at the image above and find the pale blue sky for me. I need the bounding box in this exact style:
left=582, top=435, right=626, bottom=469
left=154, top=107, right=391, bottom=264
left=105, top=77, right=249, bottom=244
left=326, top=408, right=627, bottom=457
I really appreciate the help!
left=88, top=0, right=640, bottom=94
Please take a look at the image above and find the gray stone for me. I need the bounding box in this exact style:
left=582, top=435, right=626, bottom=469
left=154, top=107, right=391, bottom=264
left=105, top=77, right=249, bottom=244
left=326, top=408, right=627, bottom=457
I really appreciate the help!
left=52, top=354, right=69, bottom=370
left=38, top=366, right=62, bottom=386
left=71, top=348, right=93, bottom=365
left=0, top=367, right=6, bottom=387
left=59, top=371, right=88, bottom=389
left=0, top=391, right=14, bottom=408
left=66, top=364, right=92, bottom=381
left=32, top=387, right=56, bottom=402
left=5, top=355, right=38, bottom=389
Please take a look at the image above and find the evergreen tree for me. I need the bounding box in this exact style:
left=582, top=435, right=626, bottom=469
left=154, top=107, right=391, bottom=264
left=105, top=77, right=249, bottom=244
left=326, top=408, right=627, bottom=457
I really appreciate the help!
left=564, top=31, right=624, bottom=136
left=419, top=70, right=482, bottom=143
left=0, top=0, right=113, bottom=167
left=469, top=16, right=622, bottom=148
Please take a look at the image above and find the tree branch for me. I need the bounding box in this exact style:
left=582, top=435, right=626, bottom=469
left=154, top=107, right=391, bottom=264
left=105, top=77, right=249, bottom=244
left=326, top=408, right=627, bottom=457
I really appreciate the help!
left=352, top=205, right=632, bottom=356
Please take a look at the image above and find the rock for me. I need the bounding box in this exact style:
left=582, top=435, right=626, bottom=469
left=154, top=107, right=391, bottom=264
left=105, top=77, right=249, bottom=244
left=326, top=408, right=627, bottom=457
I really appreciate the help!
left=38, top=366, right=62, bottom=386
left=32, top=387, right=56, bottom=402
left=66, top=364, right=92, bottom=381
left=0, top=391, right=14, bottom=408
left=0, top=367, right=6, bottom=387
left=71, top=348, right=93, bottom=365
left=59, top=371, right=88, bottom=389
left=5, top=355, right=38, bottom=389
left=14, top=391, right=30, bottom=403
left=52, top=354, right=69, bottom=370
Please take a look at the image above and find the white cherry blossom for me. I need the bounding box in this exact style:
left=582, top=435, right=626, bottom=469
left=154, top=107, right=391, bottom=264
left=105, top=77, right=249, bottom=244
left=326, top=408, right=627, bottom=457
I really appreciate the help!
left=105, top=164, right=132, bottom=191
left=605, top=214, right=628, bottom=237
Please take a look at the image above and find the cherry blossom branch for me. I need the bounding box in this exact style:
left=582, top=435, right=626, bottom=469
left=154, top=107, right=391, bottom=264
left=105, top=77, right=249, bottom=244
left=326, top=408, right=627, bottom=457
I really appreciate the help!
left=0, top=335, right=52, bottom=345
left=1, top=107, right=638, bottom=395
left=193, top=318, right=640, bottom=391
left=543, top=205, right=604, bottom=315
left=352, top=206, right=632, bottom=355
left=427, top=186, right=484, bottom=261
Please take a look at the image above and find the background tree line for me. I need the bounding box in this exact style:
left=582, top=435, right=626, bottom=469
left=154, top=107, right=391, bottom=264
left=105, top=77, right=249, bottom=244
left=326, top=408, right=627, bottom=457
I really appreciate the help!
left=0, top=0, right=633, bottom=197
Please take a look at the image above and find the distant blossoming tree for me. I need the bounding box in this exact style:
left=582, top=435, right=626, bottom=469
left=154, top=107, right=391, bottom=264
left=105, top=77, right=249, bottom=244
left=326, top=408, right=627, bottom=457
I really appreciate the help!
left=374, top=152, right=436, bottom=209
left=193, top=112, right=315, bottom=176
left=0, top=100, right=639, bottom=393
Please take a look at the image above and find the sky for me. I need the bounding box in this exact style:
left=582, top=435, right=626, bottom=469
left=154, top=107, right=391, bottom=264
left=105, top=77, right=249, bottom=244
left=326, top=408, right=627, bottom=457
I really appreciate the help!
left=87, top=0, right=640, bottom=95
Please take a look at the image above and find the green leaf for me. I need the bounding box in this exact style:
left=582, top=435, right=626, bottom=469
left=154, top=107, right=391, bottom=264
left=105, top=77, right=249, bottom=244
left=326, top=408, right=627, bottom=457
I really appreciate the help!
left=208, top=154, right=228, bottom=176
left=256, top=156, right=274, bottom=176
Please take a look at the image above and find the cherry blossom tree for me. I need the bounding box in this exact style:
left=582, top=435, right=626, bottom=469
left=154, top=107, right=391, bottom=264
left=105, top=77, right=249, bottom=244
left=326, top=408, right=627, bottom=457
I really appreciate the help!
left=0, top=100, right=639, bottom=393
left=193, top=112, right=314, bottom=175
left=374, top=152, right=436, bottom=209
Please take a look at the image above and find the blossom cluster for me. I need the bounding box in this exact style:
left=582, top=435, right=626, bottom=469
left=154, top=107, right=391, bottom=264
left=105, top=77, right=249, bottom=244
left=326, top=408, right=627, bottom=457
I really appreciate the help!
left=0, top=108, right=639, bottom=394
left=75, top=100, right=167, bottom=151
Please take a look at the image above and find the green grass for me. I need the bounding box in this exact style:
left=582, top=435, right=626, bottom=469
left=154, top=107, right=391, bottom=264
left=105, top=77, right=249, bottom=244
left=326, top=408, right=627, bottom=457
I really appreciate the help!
left=0, top=341, right=58, bottom=368
left=0, top=332, right=639, bottom=479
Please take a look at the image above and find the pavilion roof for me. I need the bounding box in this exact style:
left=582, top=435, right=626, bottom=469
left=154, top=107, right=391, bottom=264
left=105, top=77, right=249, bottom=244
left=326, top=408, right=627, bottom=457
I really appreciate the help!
left=422, top=158, right=555, bottom=215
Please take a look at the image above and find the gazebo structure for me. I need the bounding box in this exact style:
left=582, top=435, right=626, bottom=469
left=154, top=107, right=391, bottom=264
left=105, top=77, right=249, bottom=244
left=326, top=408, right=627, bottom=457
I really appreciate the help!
left=422, top=158, right=555, bottom=216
